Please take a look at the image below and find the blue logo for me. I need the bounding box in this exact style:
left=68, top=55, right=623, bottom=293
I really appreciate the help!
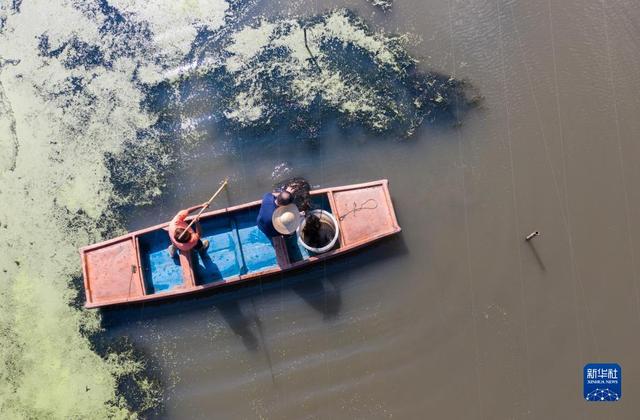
left=584, top=363, right=621, bottom=401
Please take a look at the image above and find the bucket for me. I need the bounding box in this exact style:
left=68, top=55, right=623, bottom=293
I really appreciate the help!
left=297, top=210, right=340, bottom=254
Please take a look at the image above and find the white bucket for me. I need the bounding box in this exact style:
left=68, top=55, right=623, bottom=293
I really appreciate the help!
left=297, top=210, right=340, bottom=254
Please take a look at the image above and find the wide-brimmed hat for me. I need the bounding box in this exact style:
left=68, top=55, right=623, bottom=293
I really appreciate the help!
left=272, top=203, right=301, bottom=235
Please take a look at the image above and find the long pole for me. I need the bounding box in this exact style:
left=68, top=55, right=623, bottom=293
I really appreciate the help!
left=178, top=178, right=228, bottom=241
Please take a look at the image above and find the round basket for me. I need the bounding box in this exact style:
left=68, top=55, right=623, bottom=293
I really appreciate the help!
left=297, top=210, right=340, bottom=254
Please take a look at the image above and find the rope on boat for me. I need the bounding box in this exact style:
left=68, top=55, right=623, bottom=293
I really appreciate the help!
left=338, top=198, right=379, bottom=221
left=127, top=264, right=137, bottom=300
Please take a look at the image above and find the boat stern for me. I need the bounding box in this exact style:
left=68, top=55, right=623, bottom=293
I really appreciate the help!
left=330, top=179, right=401, bottom=248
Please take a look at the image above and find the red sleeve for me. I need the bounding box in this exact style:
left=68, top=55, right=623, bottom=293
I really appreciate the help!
left=188, top=204, right=205, bottom=213
left=173, top=210, right=189, bottom=223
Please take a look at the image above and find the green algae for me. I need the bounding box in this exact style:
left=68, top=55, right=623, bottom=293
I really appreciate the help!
left=219, top=10, right=414, bottom=130
left=0, top=0, right=230, bottom=417
left=367, top=0, right=394, bottom=12
left=160, top=9, right=475, bottom=140
left=0, top=2, right=477, bottom=418
left=2, top=272, right=130, bottom=418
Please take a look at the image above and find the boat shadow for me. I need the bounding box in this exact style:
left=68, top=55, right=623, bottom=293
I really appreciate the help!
left=292, top=277, right=341, bottom=320
left=99, top=233, right=408, bottom=352
left=211, top=299, right=259, bottom=351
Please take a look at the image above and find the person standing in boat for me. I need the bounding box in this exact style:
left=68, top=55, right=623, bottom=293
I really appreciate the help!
left=257, top=187, right=301, bottom=237
left=167, top=204, right=210, bottom=257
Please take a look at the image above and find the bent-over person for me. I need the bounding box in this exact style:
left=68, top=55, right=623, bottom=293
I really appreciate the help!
left=167, top=204, right=210, bottom=257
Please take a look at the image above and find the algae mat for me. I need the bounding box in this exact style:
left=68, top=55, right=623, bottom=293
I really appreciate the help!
left=0, top=0, right=472, bottom=417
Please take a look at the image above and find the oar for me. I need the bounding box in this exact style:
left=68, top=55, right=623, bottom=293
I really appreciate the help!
left=178, top=178, right=229, bottom=241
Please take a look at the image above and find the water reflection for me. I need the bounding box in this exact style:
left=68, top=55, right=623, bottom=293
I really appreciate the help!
left=98, top=226, right=407, bottom=414
left=213, top=299, right=259, bottom=351
left=292, top=276, right=342, bottom=319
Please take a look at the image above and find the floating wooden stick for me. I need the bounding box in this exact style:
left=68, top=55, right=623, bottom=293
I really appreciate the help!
left=525, top=231, right=540, bottom=241
left=303, top=27, right=322, bottom=72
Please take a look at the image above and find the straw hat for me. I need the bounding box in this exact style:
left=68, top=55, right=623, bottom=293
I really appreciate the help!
left=272, top=203, right=301, bottom=235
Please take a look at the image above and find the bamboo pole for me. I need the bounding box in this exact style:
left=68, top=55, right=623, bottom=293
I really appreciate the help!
left=177, top=178, right=228, bottom=241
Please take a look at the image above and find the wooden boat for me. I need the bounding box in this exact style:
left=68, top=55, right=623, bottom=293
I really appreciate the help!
left=80, top=180, right=401, bottom=308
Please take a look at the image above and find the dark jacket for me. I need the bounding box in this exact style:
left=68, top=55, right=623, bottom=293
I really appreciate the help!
left=257, top=193, right=279, bottom=237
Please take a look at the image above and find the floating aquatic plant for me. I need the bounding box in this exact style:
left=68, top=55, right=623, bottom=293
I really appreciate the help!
left=151, top=9, right=478, bottom=140
left=367, top=0, right=394, bottom=12
left=0, top=1, right=479, bottom=418
left=0, top=0, right=233, bottom=416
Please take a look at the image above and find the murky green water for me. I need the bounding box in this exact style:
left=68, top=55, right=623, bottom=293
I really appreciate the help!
left=2, top=0, right=640, bottom=418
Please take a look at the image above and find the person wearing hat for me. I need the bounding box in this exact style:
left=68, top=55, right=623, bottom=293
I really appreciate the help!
left=257, top=188, right=302, bottom=237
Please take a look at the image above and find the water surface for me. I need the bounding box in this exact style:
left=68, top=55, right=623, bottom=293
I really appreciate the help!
left=111, top=0, right=640, bottom=418
left=2, top=0, right=640, bottom=418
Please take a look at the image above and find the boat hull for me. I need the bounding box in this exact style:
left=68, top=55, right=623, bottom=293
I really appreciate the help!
left=80, top=180, right=401, bottom=308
